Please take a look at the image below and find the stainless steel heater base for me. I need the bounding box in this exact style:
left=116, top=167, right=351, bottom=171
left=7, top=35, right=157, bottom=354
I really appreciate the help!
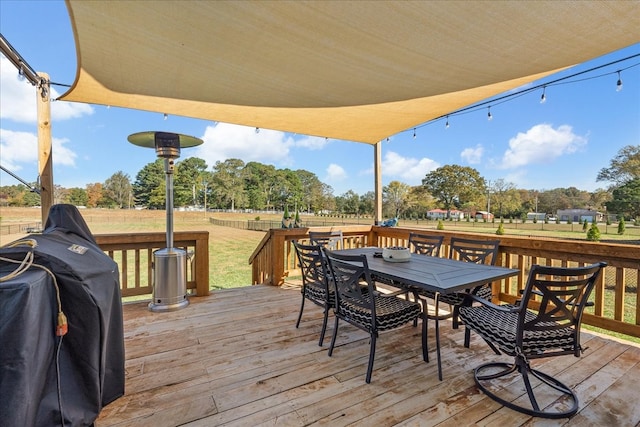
left=149, top=248, right=189, bottom=312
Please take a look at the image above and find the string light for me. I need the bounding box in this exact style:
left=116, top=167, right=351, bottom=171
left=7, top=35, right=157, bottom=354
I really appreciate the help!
left=413, top=128, right=416, bottom=139
left=445, top=116, right=449, bottom=129
left=487, top=106, right=493, bottom=121
left=540, top=86, right=546, bottom=103
left=616, top=70, right=623, bottom=92
left=255, top=127, right=260, bottom=133
left=163, top=113, right=168, bottom=120
left=17, top=61, right=25, bottom=82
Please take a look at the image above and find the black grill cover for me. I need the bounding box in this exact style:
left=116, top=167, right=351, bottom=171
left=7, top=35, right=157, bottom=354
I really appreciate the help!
left=0, top=204, right=124, bottom=426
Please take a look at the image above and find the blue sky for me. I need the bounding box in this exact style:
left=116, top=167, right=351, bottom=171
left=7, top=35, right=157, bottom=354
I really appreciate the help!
left=1, top=1, right=639, bottom=197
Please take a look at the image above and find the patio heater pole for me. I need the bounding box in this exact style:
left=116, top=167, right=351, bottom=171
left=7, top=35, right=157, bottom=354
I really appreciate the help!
left=128, top=131, right=203, bottom=312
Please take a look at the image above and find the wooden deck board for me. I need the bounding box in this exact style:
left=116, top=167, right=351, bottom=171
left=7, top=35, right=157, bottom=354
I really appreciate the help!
left=96, top=284, right=640, bottom=427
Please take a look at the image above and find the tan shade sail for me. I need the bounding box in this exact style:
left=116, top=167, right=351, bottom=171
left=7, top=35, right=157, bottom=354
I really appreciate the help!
left=60, top=1, right=640, bottom=144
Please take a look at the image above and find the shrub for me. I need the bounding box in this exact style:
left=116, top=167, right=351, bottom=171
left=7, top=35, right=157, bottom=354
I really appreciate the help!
left=582, top=220, right=588, bottom=231
left=586, top=223, right=601, bottom=241
left=496, top=221, right=505, bottom=235
left=618, top=217, right=625, bottom=235
left=255, top=216, right=260, bottom=221
left=437, top=220, right=444, bottom=230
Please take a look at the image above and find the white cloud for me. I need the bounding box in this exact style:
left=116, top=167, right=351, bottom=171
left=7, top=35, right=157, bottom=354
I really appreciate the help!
left=295, top=135, right=330, bottom=150
left=460, top=144, right=484, bottom=164
left=382, top=151, right=439, bottom=185
left=0, top=129, right=77, bottom=170
left=0, top=57, right=93, bottom=123
left=195, top=122, right=294, bottom=166
left=325, top=163, right=348, bottom=182
left=498, top=123, right=586, bottom=169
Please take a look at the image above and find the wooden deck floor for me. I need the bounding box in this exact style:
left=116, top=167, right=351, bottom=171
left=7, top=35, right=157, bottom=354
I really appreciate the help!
left=96, top=283, right=640, bottom=427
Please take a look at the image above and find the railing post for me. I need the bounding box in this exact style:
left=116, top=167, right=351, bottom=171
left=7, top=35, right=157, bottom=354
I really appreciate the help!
left=272, top=231, right=286, bottom=286
left=194, top=232, right=210, bottom=296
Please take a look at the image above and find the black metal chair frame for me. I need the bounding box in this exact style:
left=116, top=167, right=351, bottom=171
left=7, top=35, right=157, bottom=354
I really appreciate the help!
left=308, top=230, right=344, bottom=250
left=458, top=262, right=606, bottom=418
left=410, top=236, right=499, bottom=379
left=323, top=248, right=426, bottom=383
left=292, top=241, right=334, bottom=346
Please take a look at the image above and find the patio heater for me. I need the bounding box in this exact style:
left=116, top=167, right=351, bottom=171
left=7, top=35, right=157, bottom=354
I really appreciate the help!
left=128, top=131, right=203, bottom=312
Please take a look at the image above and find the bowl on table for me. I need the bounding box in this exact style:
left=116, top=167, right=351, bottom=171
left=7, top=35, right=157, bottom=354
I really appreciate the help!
left=382, top=246, right=411, bottom=262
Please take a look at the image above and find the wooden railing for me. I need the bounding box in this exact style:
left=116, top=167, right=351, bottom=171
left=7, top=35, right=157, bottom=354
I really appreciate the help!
left=95, top=231, right=209, bottom=298
left=249, top=225, right=640, bottom=338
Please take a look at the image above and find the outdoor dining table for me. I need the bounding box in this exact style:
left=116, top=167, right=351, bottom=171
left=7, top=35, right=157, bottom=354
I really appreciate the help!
left=334, top=247, right=520, bottom=380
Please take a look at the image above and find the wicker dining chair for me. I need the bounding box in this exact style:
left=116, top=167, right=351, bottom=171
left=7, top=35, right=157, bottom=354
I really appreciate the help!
left=292, top=241, right=334, bottom=346
left=408, top=232, right=444, bottom=257
left=323, top=248, right=425, bottom=383
left=308, top=230, right=344, bottom=250
left=458, top=262, right=606, bottom=418
left=411, top=237, right=500, bottom=353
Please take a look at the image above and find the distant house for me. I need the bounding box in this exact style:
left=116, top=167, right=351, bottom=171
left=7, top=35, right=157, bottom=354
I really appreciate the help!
left=426, top=209, right=464, bottom=220
left=526, top=212, right=546, bottom=221
left=474, top=211, right=494, bottom=221
left=557, top=209, right=603, bottom=223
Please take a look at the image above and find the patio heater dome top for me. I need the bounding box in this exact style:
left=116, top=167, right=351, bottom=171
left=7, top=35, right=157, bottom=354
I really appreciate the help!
left=127, top=131, right=203, bottom=158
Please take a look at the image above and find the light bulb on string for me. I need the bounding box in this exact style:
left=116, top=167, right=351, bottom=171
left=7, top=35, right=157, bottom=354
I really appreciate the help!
left=255, top=127, right=260, bottom=133
left=413, top=128, right=416, bottom=139
left=487, top=106, right=493, bottom=121
left=17, top=62, right=26, bottom=82
left=445, top=116, right=450, bottom=129
left=163, top=113, right=168, bottom=121
left=616, top=71, right=623, bottom=92
left=540, top=86, right=546, bottom=104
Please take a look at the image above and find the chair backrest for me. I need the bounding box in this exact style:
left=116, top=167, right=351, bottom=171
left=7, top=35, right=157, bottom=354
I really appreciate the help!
left=518, top=262, right=606, bottom=357
left=292, top=241, right=330, bottom=292
left=309, top=230, right=344, bottom=250
left=449, top=237, right=500, bottom=266
left=322, top=248, right=374, bottom=315
left=408, top=233, right=444, bottom=257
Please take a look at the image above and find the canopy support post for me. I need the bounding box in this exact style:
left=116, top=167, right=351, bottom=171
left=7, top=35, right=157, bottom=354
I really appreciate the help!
left=374, top=141, right=382, bottom=225
left=37, top=72, right=53, bottom=224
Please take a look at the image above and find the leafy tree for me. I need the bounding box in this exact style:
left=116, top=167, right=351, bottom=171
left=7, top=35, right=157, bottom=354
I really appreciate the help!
left=271, top=169, right=302, bottom=212
left=606, top=178, right=640, bottom=220
left=340, top=190, right=360, bottom=215
left=295, top=169, right=324, bottom=213
left=383, top=181, right=411, bottom=218
left=133, top=159, right=164, bottom=207
left=67, top=188, right=88, bottom=206
left=243, top=162, right=278, bottom=210
left=359, top=191, right=375, bottom=216
left=174, top=157, right=208, bottom=207
left=489, top=179, right=520, bottom=218
left=211, top=159, right=247, bottom=211
left=422, top=165, right=485, bottom=216
left=85, top=183, right=104, bottom=208
left=404, top=185, right=436, bottom=219
left=104, top=171, right=132, bottom=208
left=596, top=145, right=640, bottom=185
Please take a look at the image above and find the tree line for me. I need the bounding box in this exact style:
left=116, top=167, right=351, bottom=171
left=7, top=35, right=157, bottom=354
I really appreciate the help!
left=1, top=145, right=638, bottom=221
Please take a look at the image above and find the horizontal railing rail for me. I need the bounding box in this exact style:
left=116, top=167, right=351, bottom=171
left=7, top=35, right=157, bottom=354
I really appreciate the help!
left=249, top=225, right=640, bottom=339
left=95, top=231, right=209, bottom=298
